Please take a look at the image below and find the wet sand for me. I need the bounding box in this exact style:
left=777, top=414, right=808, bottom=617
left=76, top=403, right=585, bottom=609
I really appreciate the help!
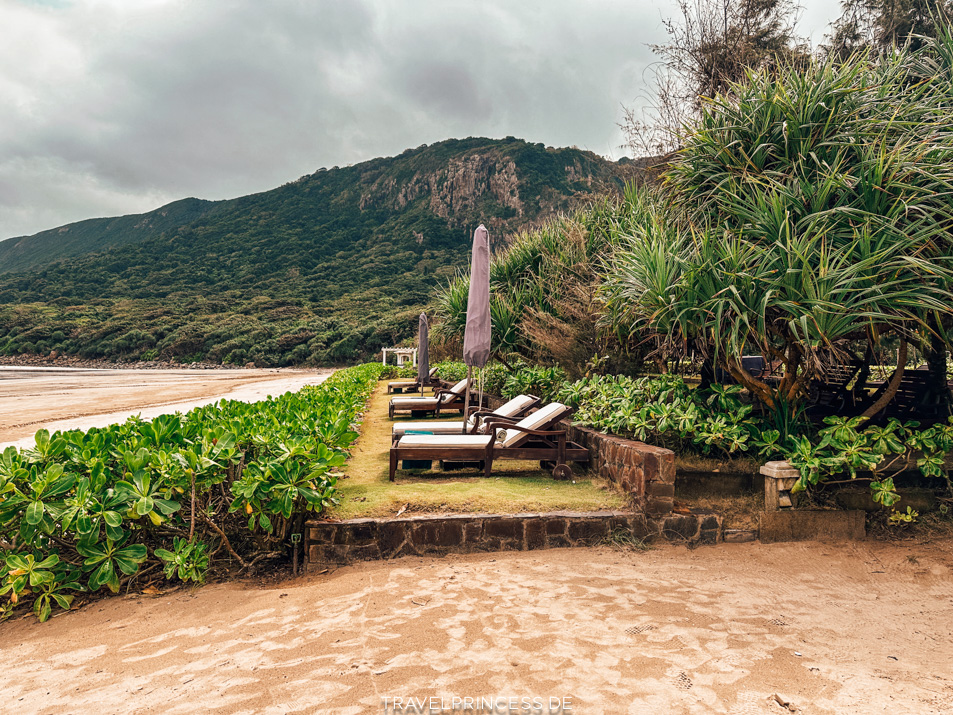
left=1, top=541, right=951, bottom=714
left=0, top=366, right=334, bottom=449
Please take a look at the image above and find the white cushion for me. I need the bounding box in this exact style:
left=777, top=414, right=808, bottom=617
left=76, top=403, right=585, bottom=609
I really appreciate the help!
left=443, top=378, right=470, bottom=399
left=495, top=394, right=535, bottom=419
left=398, top=434, right=494, bottom=449
left=391, top=377, right=470, bottom=407
left=393, top=421, right=466, bottom=436
left=498, top=402, right=569, bottom=449
left=391, top=396, right=440, bottom=408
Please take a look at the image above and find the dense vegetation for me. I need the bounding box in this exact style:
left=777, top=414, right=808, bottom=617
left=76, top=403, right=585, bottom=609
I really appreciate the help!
left=0, top=363, right=381, bottom=622
left=440, top=32, right=953, bottom=418
left=434, top=189, right=653, bottom=378
left=0, top=138, right=635, bottom=366
left=435, top=33, right=953, bottom=512
left=606, top=34, right=953, bottom=417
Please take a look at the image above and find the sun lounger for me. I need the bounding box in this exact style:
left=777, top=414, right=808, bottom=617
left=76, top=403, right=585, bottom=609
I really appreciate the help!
left=391, top=395, right=541, bottom=438
left=388, top=378, right=471, bottom=418
left=387, top=367, right=441, bottom=393
left=389, top=402, right=588, bottom=480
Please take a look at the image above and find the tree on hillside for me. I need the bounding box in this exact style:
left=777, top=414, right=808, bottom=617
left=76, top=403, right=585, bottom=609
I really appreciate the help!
left=824, top=0, right=952, bottom=58
left=623, top=0, right=807, bottom=155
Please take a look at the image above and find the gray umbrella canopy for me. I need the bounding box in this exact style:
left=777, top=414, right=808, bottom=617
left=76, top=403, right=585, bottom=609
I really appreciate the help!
left=462, top=224, right=491, bottom=424
left=463, top=224, right=491, bottom=369
left=417, top=312, right=430, bottom=396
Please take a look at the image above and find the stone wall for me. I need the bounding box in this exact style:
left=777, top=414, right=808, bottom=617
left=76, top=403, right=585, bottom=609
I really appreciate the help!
left=306, top=510, right=723, bottom=568
left=568, top=425, right=675, bottom=516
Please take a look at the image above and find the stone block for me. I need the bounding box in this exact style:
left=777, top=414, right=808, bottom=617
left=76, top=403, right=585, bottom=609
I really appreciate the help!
left=484, top=518, right=523, bottom=541
left=348, top=544, right=382, bottom=561
left=463, top=519, right=483, bottom=544
left=646, top=482, right=675, bottom=499
left=349, top=521, right=379, bottom=544
left=308, top=523, right=337, bottom=543
left=699, top=514, right=721, bottom=531
left=661, top=514, right=700, bottom=542
left=378, top=521, right=409, bottom=556
left=836, top=487, right=937, bottom=513
left=698, top=528, right=720, bottom=545
left=546, top=533, right=573, bottom=548
left=607, top=515, right=633, bottom=532
left=761, top=460, right=800, bottom=479
left=724, top=529, right=758, bottom=543
left=567, top=518, right=609, bottom=543
left=646, top=497, right=674, bottom=516
left=326, top=544, right=350, bottom=563
left=413, top=518, right=465, bottom=548
left=545, top=517, right=568, bottom=536
left=525, top=519, right=546, bottom=550
left=759, top=510, right=866, bottom=543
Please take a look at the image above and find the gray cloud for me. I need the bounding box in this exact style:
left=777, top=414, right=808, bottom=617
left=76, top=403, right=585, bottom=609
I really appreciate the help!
left=0, top=0, right=841, bottom=240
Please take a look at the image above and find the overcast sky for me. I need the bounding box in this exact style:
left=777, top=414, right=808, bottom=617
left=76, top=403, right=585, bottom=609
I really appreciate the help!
left=0, top=0, right=842, bottom=241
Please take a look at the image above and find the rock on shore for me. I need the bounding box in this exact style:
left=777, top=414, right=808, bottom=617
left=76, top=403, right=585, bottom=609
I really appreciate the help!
left=0, top=353, right=244, bottom=370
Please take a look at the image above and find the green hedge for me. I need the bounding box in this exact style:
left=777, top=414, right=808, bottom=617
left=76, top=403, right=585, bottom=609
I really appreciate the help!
left=0, top=363, right=382, bottom=622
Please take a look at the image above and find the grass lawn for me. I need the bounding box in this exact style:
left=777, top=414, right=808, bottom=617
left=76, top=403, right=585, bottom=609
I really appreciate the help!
left=328, top=381, right=627, bottom=519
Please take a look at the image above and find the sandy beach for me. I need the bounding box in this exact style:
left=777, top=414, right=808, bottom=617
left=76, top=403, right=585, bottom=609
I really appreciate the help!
left=0, top=366, right=334, bottom=449
left=0, top=540, right=951, bottom=714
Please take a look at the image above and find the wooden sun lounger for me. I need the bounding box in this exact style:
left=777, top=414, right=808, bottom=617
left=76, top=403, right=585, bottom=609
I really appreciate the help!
left=389, top=402, right=588, bottom=481
left=856, top=368, right=950, bottom=421
left=387, top=367, right=441, bottom=393
left=391, top=395, right=541, bottom=438
left=388, top=378, right=472, bottom=418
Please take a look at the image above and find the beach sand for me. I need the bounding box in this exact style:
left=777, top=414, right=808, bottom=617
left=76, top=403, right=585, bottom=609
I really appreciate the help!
left=1, top=540, right=951, bottom=714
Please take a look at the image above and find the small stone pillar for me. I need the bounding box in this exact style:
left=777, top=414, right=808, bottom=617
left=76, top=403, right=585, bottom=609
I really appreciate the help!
left=761, top=461, right=800, bottom=511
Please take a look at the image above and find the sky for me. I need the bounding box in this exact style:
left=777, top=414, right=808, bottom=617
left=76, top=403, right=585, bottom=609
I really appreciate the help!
left=0, top=0, right=842, bottom=241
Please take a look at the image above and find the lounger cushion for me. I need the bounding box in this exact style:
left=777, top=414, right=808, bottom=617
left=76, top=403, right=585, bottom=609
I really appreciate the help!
left=393, top=421, right=467, bottom=437
left=397, top=434, right=494, bottom=449
left=497, top=394, right=535, bottom=418
left=390, top=378, right=469, bottom=408
left=391, top=396, right=441, bottom=408
left=391, top=394, right=536, bottom=437
left=497, top=402, right=569, bottom=448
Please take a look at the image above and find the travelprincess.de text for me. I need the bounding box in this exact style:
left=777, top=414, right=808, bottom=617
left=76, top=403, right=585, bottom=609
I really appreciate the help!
left=380, top=695, right=573, bottom=713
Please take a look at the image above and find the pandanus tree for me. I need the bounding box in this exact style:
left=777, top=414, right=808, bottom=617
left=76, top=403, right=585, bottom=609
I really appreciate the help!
left=604, top=36, right=953, bottom=418
left=433, top=192, right=653, bottom=377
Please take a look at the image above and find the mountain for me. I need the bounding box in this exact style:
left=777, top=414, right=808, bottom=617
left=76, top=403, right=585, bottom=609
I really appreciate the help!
left=0, top=197, right=219, bottom=275
left=0, top=137, right=639, bottom=366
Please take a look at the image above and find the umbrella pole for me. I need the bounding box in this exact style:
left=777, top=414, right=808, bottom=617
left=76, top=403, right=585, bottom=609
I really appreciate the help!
left=478, top=367, right=484, bottom=413
left=463, top=365, right=473, bottom=434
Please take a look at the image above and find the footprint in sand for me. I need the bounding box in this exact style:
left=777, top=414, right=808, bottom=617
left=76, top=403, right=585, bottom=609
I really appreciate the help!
left=674, top=672, right=693, bottom=690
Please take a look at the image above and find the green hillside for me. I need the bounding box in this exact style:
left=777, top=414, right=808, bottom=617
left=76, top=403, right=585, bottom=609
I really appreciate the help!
left=0, top=197, right=218, bottom=274
left=0, top=137, right=635, bottom=365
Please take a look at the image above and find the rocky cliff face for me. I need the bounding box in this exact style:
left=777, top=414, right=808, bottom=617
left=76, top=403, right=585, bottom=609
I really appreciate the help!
left=359, top=152, right=523, bottom=220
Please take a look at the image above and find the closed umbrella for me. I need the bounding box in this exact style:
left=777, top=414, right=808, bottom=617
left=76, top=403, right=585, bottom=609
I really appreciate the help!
left=417, top=313, right=430, bottom=396
left=462, top=224, right=491, bottom=428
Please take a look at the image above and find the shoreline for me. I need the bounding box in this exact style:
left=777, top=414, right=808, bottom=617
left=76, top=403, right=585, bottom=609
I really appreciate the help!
left=0, top=365, right=335, bottom=449
left=0, top=354, right=340, bottom=371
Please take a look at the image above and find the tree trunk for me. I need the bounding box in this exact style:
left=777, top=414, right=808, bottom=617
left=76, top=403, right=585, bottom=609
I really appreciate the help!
left=860, top=339, right=908, bottom=421
left=853, top=342, right=875, bottom=400
left=926, top=314, right=951, bottom=416
left=725, top=357, right=776, bottom=410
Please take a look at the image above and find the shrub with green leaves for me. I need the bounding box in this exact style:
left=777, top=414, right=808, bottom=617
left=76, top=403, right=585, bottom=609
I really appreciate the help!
left=784, top=415, right=953, bottom=508
left=558, top=373, right=782, bottom=459
left=0, top=362, right=382, bottom=622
